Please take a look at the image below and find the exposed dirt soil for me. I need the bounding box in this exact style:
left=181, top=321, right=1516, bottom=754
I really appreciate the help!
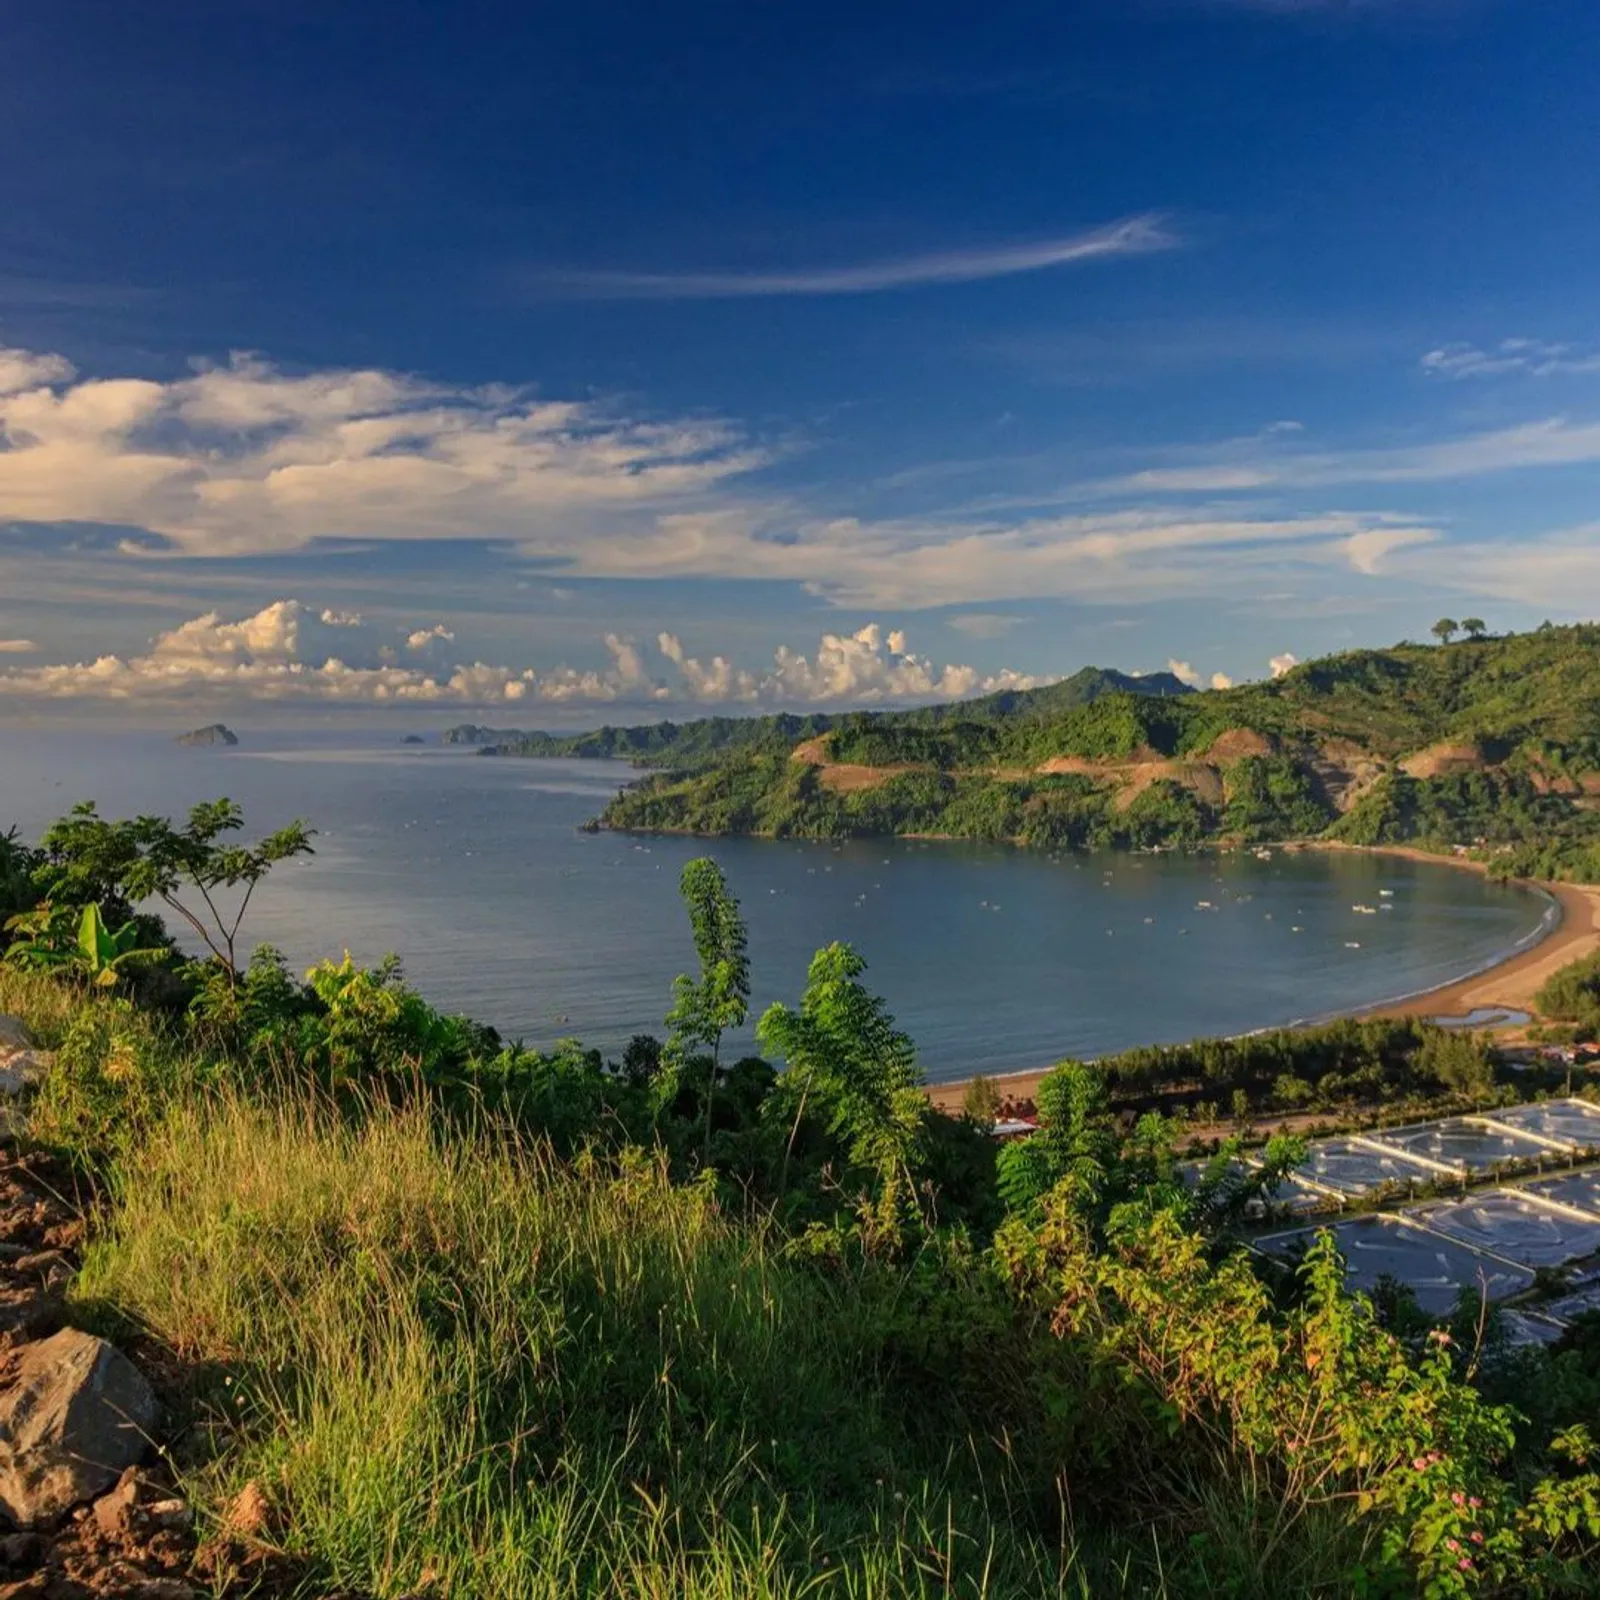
left=1201, top=727, right=1275, bottom=763
left=1401, top=741, right=1488, bottom=780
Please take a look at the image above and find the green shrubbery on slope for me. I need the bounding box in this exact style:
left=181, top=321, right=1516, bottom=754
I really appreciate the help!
left=599, top=625, right=1600, bottom=880
left=3, top=799, right=1600, bottom=1597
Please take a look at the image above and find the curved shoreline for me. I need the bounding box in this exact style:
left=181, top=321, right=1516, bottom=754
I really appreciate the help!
left=924, top=846, right=1600, bottom=1113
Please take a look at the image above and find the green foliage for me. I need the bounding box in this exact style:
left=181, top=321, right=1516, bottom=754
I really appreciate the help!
left=1434, top=618, right=1460, bottom=644
left=1224, top=756, right=1333, bottom=841
left=759, top=942, right=928, bottom=1247
left=28, top=993, right=194, bottom=1163
left=34, top=799, right=313, bottom=980
left=4, top=902, right=168, bottom=988
left=1534, top=951, right=1600, bottom=1038
left=665, top=857, right=752, bottom=1153
left=0, top=828, right=40, bottom=950
left=598, top=625, right=1600, bottom=883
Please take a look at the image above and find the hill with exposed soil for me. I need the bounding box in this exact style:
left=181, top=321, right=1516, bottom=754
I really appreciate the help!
left=597, top=624, right=1600, bottom=881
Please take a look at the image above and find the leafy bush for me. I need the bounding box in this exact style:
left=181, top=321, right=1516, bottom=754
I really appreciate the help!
left=1535, top=952, right=1600, bottom=1038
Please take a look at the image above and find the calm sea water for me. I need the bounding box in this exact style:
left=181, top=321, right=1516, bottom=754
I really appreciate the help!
left=0, top=729, right=1553, bottom=1082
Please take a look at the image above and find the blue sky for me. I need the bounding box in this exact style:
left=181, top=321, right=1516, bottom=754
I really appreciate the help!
left=3, top=0, right=1600, bottom=721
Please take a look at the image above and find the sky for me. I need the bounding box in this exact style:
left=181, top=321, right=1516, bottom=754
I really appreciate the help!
left=3, top=0, right=1600, bottom=725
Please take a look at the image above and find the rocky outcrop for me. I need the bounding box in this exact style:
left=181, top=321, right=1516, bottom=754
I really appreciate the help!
left=0, top=1022, right=48, bottom=1106
left=0, top=1331, right=158, bottom=1527
left=173, top=725, right=237, bottom=748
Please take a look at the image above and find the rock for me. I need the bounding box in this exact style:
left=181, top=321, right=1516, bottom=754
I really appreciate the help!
left=218, top=1481, right=268, bottom=1542
left=0, top=1286, right=62, bottom=1346
left=0, top=1572, right=49, bottom=1597
left=0, top=1025, right=27, bottom=1054
left=90, top=1471, right=139, bottom=1539
left=0, top=1535, right=39, bottom=1571
left=0, top=1331, right=159, bottom=1527
left=0, top=1055, right=48, bottom=1099
left=143, top=1501, right=189, bottom=1532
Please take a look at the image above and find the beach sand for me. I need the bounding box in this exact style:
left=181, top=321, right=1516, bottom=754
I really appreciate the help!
left=924, top=845, right=1600, bottom=1115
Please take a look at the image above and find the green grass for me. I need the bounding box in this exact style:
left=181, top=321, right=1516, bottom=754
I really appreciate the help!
left=73, top=1089, right=1187, bottom=1598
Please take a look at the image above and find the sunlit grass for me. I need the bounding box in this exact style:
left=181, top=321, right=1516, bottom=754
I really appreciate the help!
left=74, top=1090, right=1164, bottom=1598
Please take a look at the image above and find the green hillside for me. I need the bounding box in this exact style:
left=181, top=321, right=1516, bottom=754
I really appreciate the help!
left=598, top=624, right=1600, bottom=882
left=442, top=665, right=1193, bottom=770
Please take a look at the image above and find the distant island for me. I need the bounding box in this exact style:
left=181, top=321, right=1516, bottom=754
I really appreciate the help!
left=174, top=723, right=238, bottom=747
left=402, top=734, right=426, bottom=745
left=450, top=625, right=1600, bottom=884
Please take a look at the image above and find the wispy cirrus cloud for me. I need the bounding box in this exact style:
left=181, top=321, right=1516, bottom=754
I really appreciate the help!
left=0, top=640, right=37, bottom=654
left=528, top=215, right=1176, bottom=300
left=0, top=601, right=1047, bottom=709
left=1422, top=339, right=1600, bottom=380
left=1090, top=416, right=1600, bottom=496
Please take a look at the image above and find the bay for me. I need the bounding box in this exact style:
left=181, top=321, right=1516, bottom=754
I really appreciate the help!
left=0, top=728, right=1552, bottom=1082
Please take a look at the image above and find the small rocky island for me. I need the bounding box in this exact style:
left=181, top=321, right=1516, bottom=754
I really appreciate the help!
left=174, top=723, right=238, bottom=747
left=402, top=734, right=426, bottom=745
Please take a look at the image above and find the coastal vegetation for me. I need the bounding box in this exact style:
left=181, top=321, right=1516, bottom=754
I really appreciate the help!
left=1, top=798, right=1598, bottom=1594
left=577, top=624, right=1600, bottom=883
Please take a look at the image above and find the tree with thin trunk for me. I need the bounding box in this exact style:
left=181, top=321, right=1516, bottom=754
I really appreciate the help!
left=36, top=799, right=313, bottom=992
left=1461, top=617, right=1487, bottom=640
left=664, top=857, right=750, bottom=1159
left=1431, top=618, right=1459, bottom=645
left=759, top=940, right=927, bottom=1248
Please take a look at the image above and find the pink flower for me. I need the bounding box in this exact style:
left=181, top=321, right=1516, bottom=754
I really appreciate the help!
left=1413, top=1456, right=1429, bottom=1470
left=1471, top=1531, right=1484, bottom=1545
left=1446, top=1539, right=1460, bottom=1553
left=1458, top=1557, right=1473, bottom=1571
left=1451, top=1492, right=1465, bottom=1506
left=1468, top=1496, right=1482, bottom=1509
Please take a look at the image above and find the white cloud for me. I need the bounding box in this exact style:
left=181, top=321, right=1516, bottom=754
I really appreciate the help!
left=1092, top=416, right=1600, bottom=499
left=0, top=348, right=75, bottom=396
left=0, top=639, right=36, bottom=654
left=319, top=608, right=363, bottom=627
left=532, top=215, right=1175, bottom=299
left=1269, top=652, right=1299, bottom=677
left=1167, top=659, right=1200, bottom=688
left=0, top=348, right=767, bottom=559
left=0, top=601, right=1045, bottom=710
left=1422, top=339, right=1600, bottom=380
left=656, top=622, right=1044, bottom=705
left=1209, top=671, right=1234, bottom=690
left=947, top=612, right=1025, bottom=639
left=559, top=504, right=1440, bottom=609
left=405, top=624, right=455, bottom=650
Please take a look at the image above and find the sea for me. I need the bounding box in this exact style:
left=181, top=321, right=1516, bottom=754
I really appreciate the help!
left=0, top=728, right=1555, bottom=1083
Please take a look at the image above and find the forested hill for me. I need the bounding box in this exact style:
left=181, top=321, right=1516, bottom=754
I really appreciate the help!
left=441, top=665, right=1192, bottom=766
left=598, top=623, right=1600, bottom=883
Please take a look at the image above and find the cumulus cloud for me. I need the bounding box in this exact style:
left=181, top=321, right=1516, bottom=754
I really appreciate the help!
left=1269, top=652, right=1299, bottom=677
left=405, top=624, right=455, bottom=650
left=0, top=601, right=1045, bottom=710
left=0, top=348, right=767, bottom=559
left=1165, top=660, right=1232, bottom=691
left=1422, top=339, right=1600, bottom=380
left=533, top=216, right=1175, bottom=299
left=319, top=608, right=362, bottom=627
left=658, top=621, right=1044, bottom=705
left=0, top=348, right=74, bottom=396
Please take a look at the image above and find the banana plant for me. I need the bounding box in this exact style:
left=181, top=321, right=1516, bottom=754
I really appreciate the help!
left=4, top=903, right=166, bottom=987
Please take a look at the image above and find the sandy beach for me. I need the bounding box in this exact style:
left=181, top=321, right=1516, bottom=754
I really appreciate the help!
left=925, top=845, right=1600, bottom=1115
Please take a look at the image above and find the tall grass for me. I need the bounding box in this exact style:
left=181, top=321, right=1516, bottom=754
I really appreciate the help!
left=74, top=1090, right=1154, bottom=1598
